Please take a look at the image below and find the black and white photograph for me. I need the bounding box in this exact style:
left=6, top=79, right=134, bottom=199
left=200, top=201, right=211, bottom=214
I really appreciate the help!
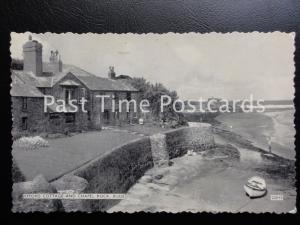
left=10, top=32, right=296, bottom=213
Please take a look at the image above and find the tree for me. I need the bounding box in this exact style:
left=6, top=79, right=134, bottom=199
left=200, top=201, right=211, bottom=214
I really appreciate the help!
left=129, top=77, right=187, bottom=127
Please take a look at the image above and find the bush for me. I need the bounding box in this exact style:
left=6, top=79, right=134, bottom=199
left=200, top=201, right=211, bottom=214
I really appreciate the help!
left=14, top=136, right=49, bottom=150
left=12, top=159, right=26, bottom=182
left=128, top=77, right=187, bottom=127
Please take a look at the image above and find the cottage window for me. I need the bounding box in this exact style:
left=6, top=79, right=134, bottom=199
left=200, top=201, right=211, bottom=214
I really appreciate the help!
left=39, top=88, right=46, bottom=94
left=104, top=109, right=110, bottom=120
left=87, top=111, right=91, bottom=121
left=80, top=88, right=86, bottom=98
left=49, top=113, right=60, bottom=126
left=115, top=111, right=119, bottom=120
left=65, top=113, right=75, bottom=123
left=49, top=113, right=60, bottom=119
left=65, top=88, right=75, bottom=104
left=22, top=97, right=27, bottom=111
left=126, top=92, right=131, bottom=101
left=21, top=117, right=27, bottom=130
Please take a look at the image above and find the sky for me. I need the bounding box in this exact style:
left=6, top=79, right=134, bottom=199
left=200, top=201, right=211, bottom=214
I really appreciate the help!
left=10, top=32, right=295, bottom=101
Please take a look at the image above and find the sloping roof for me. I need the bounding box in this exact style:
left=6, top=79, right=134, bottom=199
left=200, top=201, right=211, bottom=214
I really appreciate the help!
left=63, top=65, right=138, bottom=92
left=12, top=70, right=57, bottom=88
left=75, top=75, right=138, bottom=91
left=10, top=72, right=44, bottom=97
left=59, top=79, right=81, bottom=86
left=12, top=63, right=138, bottom=92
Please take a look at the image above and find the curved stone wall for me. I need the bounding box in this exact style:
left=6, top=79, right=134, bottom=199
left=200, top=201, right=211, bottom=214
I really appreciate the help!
left=70, top=137, right=154, bottom=211
left=13, top=126, right=215, bottom=212
left=65, top=126, right=215, bottom=211
left=165, top=126, right=215, bottom=159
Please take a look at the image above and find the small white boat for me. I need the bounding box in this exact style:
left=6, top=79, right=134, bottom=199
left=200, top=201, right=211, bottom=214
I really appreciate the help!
left=244, top=176, right=267, bottom=198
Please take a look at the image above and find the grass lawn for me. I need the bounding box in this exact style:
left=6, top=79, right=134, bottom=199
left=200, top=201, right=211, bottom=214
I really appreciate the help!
left=12, top=130, right=140, bottom=181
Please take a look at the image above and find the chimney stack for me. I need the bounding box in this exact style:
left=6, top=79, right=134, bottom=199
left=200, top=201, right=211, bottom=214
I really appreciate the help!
left=108, top=66, right=116, bottom=79
left=23, top=35, right=43, bottom=76
left=49, top=50, right=62, bottom=73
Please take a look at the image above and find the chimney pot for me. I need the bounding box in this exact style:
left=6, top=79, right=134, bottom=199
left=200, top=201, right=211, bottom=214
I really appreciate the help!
left=49, top=50, right=62, bottom=73
left=108, top=66, right=116, bottom=79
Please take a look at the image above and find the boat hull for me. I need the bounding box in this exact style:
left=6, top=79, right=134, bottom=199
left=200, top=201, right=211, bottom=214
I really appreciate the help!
left=244, top=185, right=266, bottom=198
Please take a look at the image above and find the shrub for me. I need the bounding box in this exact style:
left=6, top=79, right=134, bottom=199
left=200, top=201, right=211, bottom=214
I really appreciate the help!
left=128, top=77, right=187, bottom=127
left=12, top=159, right=26, bottom=182
left=14, top=136, right=49, bottom=150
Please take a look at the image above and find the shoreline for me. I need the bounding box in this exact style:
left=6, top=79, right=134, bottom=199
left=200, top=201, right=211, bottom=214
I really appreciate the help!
left=215, top=110, right=295, bottom=160
left=109, top=130, right=295, bottom=213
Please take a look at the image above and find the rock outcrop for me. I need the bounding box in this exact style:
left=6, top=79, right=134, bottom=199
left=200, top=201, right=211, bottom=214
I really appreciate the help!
left=12, top=174, right=63, bottom=212
left=51, top=175, right=89, bottom=212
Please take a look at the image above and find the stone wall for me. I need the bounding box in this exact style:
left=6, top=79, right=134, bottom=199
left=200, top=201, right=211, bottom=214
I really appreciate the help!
left=12, top=73, right=140, bottom=136
left=12, top=73, right=91, bottom=138
left=59, top=126, right=214, bottom=211
left=70, top=137, right=153, bottom=211
left=46, top=113, right=89, bottom=134
left=90, top=90, right=139, bottom=129
left=50, top=73, right=90, bottom=132
left=13, top=126, right=215, bottom=212
left=11, top=96, right=48, bottom=139
left=165, top=126, right=215, bottom=159
left=150, top=133, right=169, bottom=167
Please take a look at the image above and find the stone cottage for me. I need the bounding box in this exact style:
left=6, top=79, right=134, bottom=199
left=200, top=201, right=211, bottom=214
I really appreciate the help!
left=11, top=36, right=139, bottom=137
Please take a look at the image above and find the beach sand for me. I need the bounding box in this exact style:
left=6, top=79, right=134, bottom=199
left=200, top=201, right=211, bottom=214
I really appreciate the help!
left=263, top=110, right=295, bottom=159
left=216, top=110, right=295, bottom=160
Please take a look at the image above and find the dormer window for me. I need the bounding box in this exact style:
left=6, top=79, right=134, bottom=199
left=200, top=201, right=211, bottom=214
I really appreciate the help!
left=80, top=88, right=86, bottom=98
left=65, top=88, right=75, bottom=105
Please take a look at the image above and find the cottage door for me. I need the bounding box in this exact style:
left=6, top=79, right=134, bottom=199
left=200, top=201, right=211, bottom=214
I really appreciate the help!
left=103, top=109, right=110, bottom=125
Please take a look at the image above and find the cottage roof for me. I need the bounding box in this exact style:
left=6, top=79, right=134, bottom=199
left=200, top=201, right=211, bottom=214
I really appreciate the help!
left=59, top=79, right=81, bottom=86
left=12, top=63, right=138, bottom=92
left=63, top=65, right=138, bottom=92
left=75, top=75, right=137, bottom=92
left=10, top=72, right=44, bottom=98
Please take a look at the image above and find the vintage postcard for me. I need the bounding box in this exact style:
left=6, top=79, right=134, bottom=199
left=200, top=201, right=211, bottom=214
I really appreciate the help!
left=10, top=32, right=296, bottom=213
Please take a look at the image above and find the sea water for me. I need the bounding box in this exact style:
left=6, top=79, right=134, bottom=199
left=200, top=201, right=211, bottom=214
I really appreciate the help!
left=216, top=109, right=295, bottom=160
